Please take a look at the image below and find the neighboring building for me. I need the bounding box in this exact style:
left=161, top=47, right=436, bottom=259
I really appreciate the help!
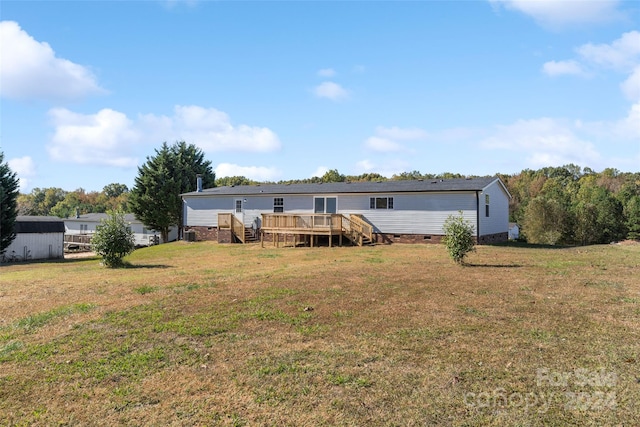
left=509, top=223, right=520, bottom=240
left=1, top=216, right=65, bottom=262
left=181, top=176, right=511, bottom=245
left=64, top=213, right=178, bottom=246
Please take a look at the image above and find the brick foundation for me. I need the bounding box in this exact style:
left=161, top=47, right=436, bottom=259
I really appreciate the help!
left=477, top=232, right=508, bottom=244
left=184, top=226, right=508, bottom=246
left=373, top=233, right=444, bottom=244
left=183, top=226, right=218, bottom=241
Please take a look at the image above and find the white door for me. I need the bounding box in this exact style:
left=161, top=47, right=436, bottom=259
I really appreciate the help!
left=234, top=199, right=244, bottom=223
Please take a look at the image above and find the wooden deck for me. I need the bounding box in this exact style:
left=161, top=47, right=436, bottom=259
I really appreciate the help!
left=260, top=213, right=374, bottom=247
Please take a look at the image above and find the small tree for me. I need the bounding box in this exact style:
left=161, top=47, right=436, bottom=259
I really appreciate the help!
left=443, top=211, right=476, bottom=265
left=1, top=151, right=20, bottom=256
left=92, top=211, right=135, bottom=267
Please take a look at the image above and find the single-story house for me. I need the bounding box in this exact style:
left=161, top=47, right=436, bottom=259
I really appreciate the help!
left=64, top=213, right=178, bottom=247
left=1, top=216, right=65, bottom=262
left=181, top=176, right=510, bottom=245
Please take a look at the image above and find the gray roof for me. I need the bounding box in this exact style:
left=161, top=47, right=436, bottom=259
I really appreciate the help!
left=182, top=176, right=502, bottom=197
left=15, top=216, right=65, bottom=233
left=64, top=213, right=141, bottom=223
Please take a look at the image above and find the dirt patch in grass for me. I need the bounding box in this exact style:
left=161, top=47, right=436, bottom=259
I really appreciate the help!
left=1, top=241, right=638, bottom=425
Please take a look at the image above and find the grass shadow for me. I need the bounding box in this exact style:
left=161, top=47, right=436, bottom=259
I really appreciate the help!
left=465, top=263, right=523, bottom=268
left=488, top=241, right=574, bottom=250
left=120, top=263, right=172, bottom=269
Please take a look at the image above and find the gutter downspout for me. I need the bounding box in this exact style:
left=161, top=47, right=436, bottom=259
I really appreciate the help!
left=476, top=191, right=480, bottom=244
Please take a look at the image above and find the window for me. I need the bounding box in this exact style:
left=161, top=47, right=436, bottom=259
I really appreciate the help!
left=235, top=199, right=242, bottom=213
left=80, top=224, right=88, bottom=233
left=370, top=197, right=394, bottom=209
left=273, top=197, right=284, bottom=213
left=485, top=194, right=490, bottom=217
left=314, top=197, right=337, bottom=214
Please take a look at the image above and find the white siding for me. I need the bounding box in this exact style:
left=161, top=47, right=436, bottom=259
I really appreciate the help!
left=184, top=196, right=234, bottom=226
left=339, top=192, right=477, bottom=235
left=185, top=191, right=479, bottom=235
left=478, top=180, right=510, bottom=237
left=3, top=233, right=64, bottom=261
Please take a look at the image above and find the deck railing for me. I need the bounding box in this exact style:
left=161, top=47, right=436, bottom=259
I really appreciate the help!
left=349, top=214, right=374, bottom=242
left=261, top=214, right=344, bottom=232
left=218, top=213, right=245, bottom=243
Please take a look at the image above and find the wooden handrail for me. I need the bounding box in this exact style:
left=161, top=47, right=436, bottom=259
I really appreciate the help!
left=218, top=213, right=232, bottom=229
left=232, top=215, right=245, bottom=243
left=349, top=214, right=373, bottom=242
left=261, top=214, right=343, bottom=231
left=218, top=213, right=245, bottom=243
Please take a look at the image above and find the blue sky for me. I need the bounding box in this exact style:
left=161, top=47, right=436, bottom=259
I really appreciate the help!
left=1, top=0, right=639, bottom=193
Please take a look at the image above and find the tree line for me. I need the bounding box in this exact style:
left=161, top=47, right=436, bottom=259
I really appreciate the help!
left=2, top=143, right=639, bottom=253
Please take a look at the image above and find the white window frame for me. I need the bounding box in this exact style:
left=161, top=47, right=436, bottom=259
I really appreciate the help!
left=369, top=196, right=394, bottom=210
left=273, top=197, right=284, bottom=213
left=314, top=197, right=337, bottom=214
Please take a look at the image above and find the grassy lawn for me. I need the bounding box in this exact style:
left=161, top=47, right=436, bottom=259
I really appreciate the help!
left=0, top=241, right=638, bottom=425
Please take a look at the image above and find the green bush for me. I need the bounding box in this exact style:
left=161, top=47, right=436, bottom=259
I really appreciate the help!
left=92, top=211, right=135, bottom=268
left=442, top=211, right=476, bottom=265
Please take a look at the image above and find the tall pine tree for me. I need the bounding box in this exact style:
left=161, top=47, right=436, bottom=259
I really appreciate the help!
left=1, top=152, right=20, bottom=256
left=129, top=142, right=215, bottom=242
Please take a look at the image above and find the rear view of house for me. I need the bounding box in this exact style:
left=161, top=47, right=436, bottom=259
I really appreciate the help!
left=181, top=176, right=510, bottom=246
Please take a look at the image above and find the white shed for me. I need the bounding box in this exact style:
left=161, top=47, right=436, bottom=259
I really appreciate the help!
left=1, top=216, right=65, bottom=262
left=509, top=223, right=520, bottom=240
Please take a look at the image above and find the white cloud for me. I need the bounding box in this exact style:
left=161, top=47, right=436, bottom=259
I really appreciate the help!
left=47, top=108, right=140, bottom=167
left=364, top=137, right=404, bottom=153
left=489, top=0, right=623, bottom=28
left=375, top=126, right=429, bottom=140
left=46, top=105, right=282, bottom=168
left=215, top=163, right=281, bottom=181
left=140, top=105, right=281, bottom=152
left=544, top=31, right=640, bottom=101
left=542, top=60, right=586, bottom=77
left=317, top=68, right=336, bottom=77
left=8, top=156, right=36, bottom=192
left=311, top=166, right=329, bottom=178
left=355, top=159, right=375, bottom=172
left=314, top=81, right=349, bottom=101
left=354, top=159, right=410, bottom=177
left=621, top=66, right=640, bottom=101
left=577, top=31, right=640, bottom=71
left=583, top=101, right=640, bottom=142
left=481, top=117, right=602, bottom=167
left=0, top=21, right=105, bottom=101
left=363, top=126, right=428, bottom=153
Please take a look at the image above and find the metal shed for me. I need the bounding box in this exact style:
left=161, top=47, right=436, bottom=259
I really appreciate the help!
left=2, top=216, right=65, bottom=262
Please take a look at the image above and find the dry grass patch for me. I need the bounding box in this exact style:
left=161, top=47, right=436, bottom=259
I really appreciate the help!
left=0, top=241, right=639, bottom=425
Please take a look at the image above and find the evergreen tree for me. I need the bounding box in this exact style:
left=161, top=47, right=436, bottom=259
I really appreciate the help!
left=129, top=142, right=215, bottom=242
left=1, top=152, right=20, bottom=255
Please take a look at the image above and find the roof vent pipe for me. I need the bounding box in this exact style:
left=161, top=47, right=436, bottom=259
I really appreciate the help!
left=196, top=174, right=203, bottom=192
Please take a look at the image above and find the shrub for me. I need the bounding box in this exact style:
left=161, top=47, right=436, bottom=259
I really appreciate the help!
left=92, top=211, right=135, bottom=268
left=442, top=211, right=475, bottom=265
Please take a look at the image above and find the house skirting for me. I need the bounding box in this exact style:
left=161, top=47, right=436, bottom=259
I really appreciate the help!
left=477, top=232, right=508, bottom=244
left=369, top=232, right=508, bottom=245
left=184, top=226, right=508, bottom=246
left=184, top=226, right=218, bottom=241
